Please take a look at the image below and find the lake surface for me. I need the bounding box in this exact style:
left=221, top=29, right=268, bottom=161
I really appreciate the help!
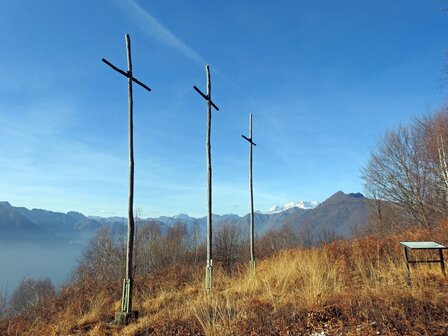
left=0, top=238, right=86, bottom=296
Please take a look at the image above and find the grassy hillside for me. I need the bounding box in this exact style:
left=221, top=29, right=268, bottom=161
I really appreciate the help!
left=2, top=224, right=448, bottom=335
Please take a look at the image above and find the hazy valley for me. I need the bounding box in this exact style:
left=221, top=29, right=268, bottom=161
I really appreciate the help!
left=0, top=191, right=376, bottom=294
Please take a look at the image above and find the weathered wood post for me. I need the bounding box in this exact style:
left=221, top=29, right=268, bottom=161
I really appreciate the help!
left=102, top=33, right=152, bottom=325
left=194, top=65, right=220, bottom=291
left=242, top=113, right=256, bottom=274
left=125, top=34, right=135, bottom=321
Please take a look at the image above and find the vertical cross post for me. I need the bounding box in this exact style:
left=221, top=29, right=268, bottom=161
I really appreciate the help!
left=242, top=113, right=256, bottom=274
left=102, top=33, right=152, bottom=325
left=125, top=33, right=135, bottom=317
left=194, top=65, right=219, bottom=291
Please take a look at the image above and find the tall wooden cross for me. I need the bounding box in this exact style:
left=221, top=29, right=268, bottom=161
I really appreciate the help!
left=242, top=113, right=256, bottom=273
left=193, top=65, right=219, bottom=291
left=102, top=33, right=151, bottom=325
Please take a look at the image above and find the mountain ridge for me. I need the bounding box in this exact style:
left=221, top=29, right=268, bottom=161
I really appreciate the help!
left=0, top=192, right=375, bottom=241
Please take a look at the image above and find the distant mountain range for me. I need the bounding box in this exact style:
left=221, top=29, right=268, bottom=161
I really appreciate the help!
left=0, top=192, right=377, bottom=242
left=0, top=201, right=102, bottom=240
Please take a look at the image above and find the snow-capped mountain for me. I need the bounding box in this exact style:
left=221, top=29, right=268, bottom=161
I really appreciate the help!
left=265, top=200, right=319, bottom=214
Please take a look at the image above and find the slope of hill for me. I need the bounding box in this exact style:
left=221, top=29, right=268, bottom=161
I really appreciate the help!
left=2, top=227, right=447, bottom=335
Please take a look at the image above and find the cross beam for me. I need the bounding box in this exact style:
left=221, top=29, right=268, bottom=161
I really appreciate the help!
left=242, top=135, right=256, bottom=146
left=102, top=58, right=152, bottom=93
left=193, top=85, right=220, bottom=111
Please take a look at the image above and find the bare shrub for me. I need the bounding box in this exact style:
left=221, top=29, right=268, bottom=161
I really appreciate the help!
left=9, top=277, right=55, bottom=316
left=134, top=220, right=163, bottom=275
left=75, top=220, right=198, bottom=284
left=362, top=194, right=407, bottom=235
left=135, top=221, right=191, bottom=276
left=0, top=282, right=7, bottom=318
left=165, top=222, right=190, bottom=264
left=256, top=224, right=299, bottom=258
left=316, top=226, right=337, bottom=245
left=73, top=226, right=125, bottom=284
left=298, top=221, right=315, bottom=247
left=214, top=222, right=244, bottom=272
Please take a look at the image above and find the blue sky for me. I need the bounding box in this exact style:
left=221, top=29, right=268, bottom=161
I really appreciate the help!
left=0, top=0, right=447, bottom=217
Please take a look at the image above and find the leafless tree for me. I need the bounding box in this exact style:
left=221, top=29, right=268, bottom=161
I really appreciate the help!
left=75, top=220, right=196, bottom=283
left=134, top=220, right=163, bottom=275
left=0, top=282, right=7, bottom=318
left=214, top=222, right=244, bottom=272
left=166, top=223, right=189, bottom=263
left=418, top=109, right=448, bottom=217
left=362, top=108, right=448, bottom=231
left=9, top=277, right=55, bottom=316
left=316, top=226, right=337, bottom=245
left=73, top=226, right=125, bottom=284
left=135, top=221, right=191, bottom=275
left=188, top=221, right=203, bottom=264
left=362, top=124, right=432, bottom=228
left=298, top=221, right=315, bottom=248
left=256, top=224, right=299, bottom=258
left=362, top=192, right=406, bottom=235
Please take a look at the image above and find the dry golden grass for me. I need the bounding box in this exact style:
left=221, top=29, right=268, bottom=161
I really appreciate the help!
left=2, top=225, right=448, bottom=335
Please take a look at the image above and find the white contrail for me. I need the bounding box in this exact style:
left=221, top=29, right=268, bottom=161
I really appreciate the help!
left=117, top=0, right=207, bottom=66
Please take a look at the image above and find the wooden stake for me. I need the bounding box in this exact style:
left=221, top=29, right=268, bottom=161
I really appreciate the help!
left=193, top=65, right=220, bottom=291
left=242, top=113, right=257, bottom=274
left=206, top=65, right=213, bottom=290
left=249, top=113, right=255, bottom=268
left=103, top=33, right=152, bottom=325
left=125, top=34, right=135, bottom=310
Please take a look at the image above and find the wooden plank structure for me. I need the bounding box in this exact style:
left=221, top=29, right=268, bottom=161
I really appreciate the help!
left=102, top=33, right=152, bottom=325
left=193, top=65, right=219, bottom=291
left=400, top=241, right=447, bottom=284
left=242, top=113, right=256, bottom=273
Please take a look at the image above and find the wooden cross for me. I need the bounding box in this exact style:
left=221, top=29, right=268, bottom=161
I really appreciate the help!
left=242, top=113, right=256, bottom=273
left=102, top=33, right=152, bottom=325
left=193, top=65, right=219, bottom=291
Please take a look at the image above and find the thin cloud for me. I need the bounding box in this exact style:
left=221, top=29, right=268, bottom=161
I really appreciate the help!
left=117, top=0, right=207, bottom=66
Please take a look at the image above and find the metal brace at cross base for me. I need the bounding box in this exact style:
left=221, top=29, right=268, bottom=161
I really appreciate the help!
left=121, top=279, right=132, bottom=312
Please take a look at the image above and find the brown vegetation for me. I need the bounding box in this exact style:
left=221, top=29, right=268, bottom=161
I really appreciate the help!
left=1, top=221, right=448, bottom=335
